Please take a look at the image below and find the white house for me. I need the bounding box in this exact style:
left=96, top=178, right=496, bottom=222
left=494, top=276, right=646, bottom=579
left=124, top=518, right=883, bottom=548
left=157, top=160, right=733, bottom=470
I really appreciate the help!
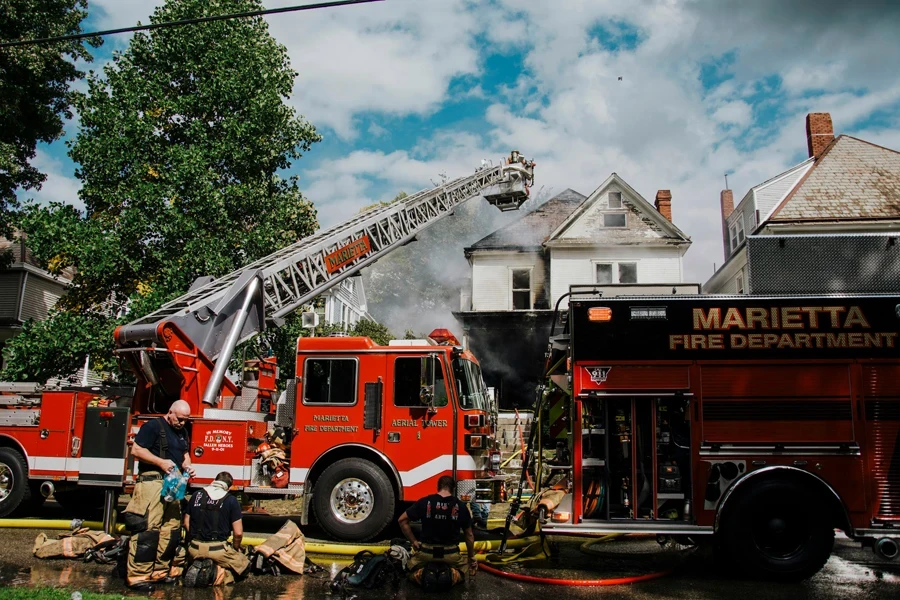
left=454, top=174, right=693, bottom=407
left=319, top=276, right=374, bottom=329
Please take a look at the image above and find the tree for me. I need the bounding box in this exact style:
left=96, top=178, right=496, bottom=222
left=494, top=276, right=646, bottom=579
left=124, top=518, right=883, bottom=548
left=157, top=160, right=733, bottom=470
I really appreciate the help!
left=2, top=0, right=320, bottom=382
left=0, top=0, right=97, bottom=235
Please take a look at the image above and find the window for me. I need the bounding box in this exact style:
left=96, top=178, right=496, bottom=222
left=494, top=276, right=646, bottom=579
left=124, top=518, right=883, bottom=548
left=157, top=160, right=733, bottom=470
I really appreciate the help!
left=596, top=263, right=613, bottom=284
left=596, top=262, right=638, bottom=284
left=603, top=213, right=627, bottom=228
left=452, top=358, right=488, bottom=411
left=736, top=272, right=745, bottom=294
left=608, top=192, right=622, bottom=209
left=511, top=268, right=532, bottom=310
left=303, top=358, right=357, bottom=404
left=394, top=357, right=448, bottom=408
left=618, top=263, right=637, bottom=283
left=748, top=209, right=757, bottom=232
left=729, top=215, right=745, bottom=253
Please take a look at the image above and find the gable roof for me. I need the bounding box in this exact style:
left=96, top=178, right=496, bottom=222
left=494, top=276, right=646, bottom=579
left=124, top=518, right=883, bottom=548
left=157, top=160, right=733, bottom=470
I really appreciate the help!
left=546, top=173, right=690, bottom=244
left=769, top=135, right=900, bottom=222
left=466, top=188, right=587, bottom=251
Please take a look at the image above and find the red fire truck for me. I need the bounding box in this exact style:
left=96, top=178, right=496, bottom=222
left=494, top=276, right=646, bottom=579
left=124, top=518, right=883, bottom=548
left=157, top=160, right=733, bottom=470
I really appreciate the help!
left=0, top=153, right=533, bottom=541
left=537, top=286, right=900, bottom=579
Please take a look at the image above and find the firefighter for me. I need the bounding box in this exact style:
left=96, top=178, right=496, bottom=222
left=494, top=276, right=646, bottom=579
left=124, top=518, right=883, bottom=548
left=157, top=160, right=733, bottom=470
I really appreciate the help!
left=398, top=476, right=477, bottom=590
left=183, top=471, right=250, bottom=587
left=124, top=399, right=194, bottom=590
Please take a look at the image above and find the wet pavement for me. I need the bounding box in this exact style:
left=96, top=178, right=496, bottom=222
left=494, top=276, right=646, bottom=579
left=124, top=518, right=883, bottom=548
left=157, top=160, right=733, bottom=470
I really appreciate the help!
left=1, top=507, right=898, bottom=599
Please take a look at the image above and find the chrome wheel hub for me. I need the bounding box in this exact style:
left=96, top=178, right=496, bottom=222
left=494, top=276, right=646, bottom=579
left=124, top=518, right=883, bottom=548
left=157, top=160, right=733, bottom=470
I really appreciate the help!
left=0, top=462, right=12, bottom=502
left=330, top=478, right=374, bottom=524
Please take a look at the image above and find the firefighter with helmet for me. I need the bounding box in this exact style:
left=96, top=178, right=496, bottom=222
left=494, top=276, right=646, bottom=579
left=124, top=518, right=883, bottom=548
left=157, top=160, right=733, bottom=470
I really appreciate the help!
left=398, top=475, right=477, bottom=590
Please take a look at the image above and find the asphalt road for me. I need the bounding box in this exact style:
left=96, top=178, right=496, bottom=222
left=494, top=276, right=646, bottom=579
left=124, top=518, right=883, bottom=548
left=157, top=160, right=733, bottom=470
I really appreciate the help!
left=1, top=509, right=898, bottom=599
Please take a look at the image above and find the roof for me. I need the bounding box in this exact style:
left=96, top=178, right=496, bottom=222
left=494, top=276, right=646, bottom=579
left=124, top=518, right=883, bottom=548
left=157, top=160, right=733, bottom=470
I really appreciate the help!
left=466, top=188, right=587, bottom=251
left=547, top=173, right=690, bottom=245
left=770, top=135, right=900, bottom=222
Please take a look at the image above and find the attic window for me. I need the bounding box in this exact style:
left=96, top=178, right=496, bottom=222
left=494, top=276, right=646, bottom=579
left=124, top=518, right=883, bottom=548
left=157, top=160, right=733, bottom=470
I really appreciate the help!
left=603, top=213, right=626, bottom=228
left=608, top=192, right=622, bottom=209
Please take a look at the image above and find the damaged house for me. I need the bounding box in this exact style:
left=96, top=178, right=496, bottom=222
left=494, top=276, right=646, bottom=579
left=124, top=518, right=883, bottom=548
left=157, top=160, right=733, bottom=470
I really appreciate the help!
left=454, top=174, right=694, bottom=409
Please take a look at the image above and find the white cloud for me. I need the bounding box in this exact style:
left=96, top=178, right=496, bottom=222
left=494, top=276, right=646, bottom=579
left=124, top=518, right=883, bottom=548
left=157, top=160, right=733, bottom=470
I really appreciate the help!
left=17, top=150, right=83, bottom=211
left=712, top=101, right=752, bottom=127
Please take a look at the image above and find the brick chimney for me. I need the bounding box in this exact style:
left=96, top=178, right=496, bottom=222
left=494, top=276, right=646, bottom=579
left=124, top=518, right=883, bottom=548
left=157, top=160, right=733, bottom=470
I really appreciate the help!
left=720, top=189, right=734, bottom=259
left=806, top=112, right=834, bottom=158
left=655, top=190, right=672, bottom=221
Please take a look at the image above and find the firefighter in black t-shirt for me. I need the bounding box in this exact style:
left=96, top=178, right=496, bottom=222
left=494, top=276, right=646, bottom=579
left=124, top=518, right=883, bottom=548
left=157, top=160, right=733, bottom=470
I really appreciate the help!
left=398, top=475, right=477, bottom=587
left=182, top=471, right=250, bottom=587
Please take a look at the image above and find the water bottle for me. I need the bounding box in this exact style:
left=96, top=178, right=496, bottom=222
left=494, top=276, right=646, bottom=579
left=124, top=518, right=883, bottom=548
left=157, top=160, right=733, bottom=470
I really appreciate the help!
left=162, top=468, right=182, bottom=502
left=174, top=471, right=190, bottom=501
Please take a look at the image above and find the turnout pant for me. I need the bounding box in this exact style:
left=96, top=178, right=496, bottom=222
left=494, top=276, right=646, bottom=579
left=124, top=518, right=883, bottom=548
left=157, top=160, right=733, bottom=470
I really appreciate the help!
left=125, top=477, right=184, bottom=586
left=189, top=540, right=251, bottom=585
left=408, top=546, right=468, bottom=584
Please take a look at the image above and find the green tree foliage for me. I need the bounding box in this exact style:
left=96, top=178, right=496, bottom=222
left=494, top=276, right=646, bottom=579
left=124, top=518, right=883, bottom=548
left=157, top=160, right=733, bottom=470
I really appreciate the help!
left=0, top=0, right=97, bottom=235
left=2, top=0, right=320, bottom=382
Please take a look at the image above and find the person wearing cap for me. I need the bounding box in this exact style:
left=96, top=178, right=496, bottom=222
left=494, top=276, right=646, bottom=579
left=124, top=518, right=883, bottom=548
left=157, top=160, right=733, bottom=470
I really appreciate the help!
left=183, top=471, right=250, bottom=587
left=124, top=399, right=194, bottom=590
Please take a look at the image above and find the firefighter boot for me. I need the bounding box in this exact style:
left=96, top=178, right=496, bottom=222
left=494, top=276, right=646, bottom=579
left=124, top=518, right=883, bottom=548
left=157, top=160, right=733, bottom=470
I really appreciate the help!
left=184, top=559, right=216, bottom=588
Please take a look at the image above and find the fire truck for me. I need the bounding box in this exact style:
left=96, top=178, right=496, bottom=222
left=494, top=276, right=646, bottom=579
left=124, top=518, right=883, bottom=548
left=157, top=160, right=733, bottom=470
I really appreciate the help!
left=0, top=153, right=534, bottom=541
left=536, top=286, right=900, bottom=579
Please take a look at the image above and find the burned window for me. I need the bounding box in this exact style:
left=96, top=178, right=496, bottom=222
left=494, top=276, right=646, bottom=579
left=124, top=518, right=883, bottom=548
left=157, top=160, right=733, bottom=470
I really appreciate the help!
left=511, top=268, right=532, bottom=310
left=303, top=358, right=357, bottom=404
left=603, top=213, right=626, bottom=228
left=394, top=357, right=448, bottom=408
left=596, top=264, right=613, bottom=284
left=618, top=263, right=637, bottom=283
left=608, top=192, right=622, bottom=208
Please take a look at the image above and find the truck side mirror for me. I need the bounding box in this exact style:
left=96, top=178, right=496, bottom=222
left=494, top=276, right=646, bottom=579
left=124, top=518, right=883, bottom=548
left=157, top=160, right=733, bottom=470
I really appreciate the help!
left=419, top=356, right=437, bottom=412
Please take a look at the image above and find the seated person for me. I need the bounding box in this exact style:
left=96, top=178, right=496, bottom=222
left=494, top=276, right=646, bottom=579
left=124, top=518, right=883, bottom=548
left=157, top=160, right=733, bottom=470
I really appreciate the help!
left=183, top=472, right=250, bottom=587
left=398, top=476, right=477, bottom=589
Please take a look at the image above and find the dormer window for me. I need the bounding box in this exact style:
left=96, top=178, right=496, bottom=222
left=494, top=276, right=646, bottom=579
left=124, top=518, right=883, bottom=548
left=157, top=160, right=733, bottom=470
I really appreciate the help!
left=608, top=192, right=622, bottom=209
left=603, top=213, right=626, bottom=228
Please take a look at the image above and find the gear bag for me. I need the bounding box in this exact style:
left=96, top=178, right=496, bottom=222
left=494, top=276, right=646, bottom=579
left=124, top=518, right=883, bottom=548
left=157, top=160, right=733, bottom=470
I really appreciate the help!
left=330, top=550, right=403, bottom=597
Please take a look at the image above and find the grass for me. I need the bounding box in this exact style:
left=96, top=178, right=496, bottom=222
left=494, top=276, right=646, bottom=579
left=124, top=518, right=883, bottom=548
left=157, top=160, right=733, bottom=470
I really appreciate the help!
left=0, top=588, right=128, bottom=600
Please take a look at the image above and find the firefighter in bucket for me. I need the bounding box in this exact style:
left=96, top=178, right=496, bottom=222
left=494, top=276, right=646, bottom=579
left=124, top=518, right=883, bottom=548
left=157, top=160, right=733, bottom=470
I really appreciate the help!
left=398, top=476, right=477, bottom=590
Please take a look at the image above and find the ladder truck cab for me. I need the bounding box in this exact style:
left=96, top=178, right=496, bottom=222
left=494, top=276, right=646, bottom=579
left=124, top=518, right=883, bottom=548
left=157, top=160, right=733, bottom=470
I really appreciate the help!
left=538, top=287, right=900, bottom=580
left=291, top=329, right=498, bottom=540
left=0, top=154, right=533, bottom=542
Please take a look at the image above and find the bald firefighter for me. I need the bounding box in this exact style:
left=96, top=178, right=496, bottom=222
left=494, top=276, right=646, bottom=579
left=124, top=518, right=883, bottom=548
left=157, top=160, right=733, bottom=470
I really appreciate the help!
left=124, top=400, right=194, bottom=590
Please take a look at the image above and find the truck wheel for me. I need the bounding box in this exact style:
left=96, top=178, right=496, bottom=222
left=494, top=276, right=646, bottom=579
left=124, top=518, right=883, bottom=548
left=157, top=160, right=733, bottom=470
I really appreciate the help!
left=0, top=447, right=30, bottom=517
left=720, top=477, right=834, bottom=581
left=314, top=458, right=395, bottom=542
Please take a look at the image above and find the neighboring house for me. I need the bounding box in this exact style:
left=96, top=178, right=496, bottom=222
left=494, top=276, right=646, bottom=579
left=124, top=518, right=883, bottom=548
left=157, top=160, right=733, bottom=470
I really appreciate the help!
left=0, top=236, right=73, bottom=371
left=319, top=276, right=374, bottom=329
left=705, top=112, right=900, bottom=294
left=454, top=175, right=693, bottom=408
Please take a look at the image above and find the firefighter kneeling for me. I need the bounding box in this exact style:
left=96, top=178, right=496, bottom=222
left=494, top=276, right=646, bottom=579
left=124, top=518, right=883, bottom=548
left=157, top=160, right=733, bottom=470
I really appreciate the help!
left=183, top=472, right=251, bottom=587
left=398, top=476, right=477, bottom=591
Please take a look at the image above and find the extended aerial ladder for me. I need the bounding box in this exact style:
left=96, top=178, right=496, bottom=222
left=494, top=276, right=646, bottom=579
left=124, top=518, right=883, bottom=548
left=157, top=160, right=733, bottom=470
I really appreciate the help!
left=114, top=153, right=535, bottom=413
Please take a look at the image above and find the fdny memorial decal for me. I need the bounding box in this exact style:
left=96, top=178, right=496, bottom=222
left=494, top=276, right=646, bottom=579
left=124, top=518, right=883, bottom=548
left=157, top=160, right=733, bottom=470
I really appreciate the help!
left=325, top=235, right=372, bottom=274
left=203, top=429, right=235, bottom=453
left=670, top=305, right=899, bottom=351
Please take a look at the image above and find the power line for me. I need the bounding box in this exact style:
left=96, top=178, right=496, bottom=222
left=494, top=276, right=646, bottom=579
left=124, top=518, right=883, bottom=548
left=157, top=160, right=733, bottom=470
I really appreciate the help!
left=0, top=0, right=383, bottom=49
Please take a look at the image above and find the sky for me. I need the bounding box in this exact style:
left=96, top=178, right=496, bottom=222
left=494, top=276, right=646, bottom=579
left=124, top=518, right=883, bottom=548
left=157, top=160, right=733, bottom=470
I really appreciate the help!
left=20, top=0, right=900, bottom=285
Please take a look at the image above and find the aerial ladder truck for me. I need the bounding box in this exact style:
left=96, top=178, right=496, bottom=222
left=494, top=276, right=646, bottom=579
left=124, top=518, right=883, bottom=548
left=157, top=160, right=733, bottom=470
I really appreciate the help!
left=0, top=153, right=534, bottom=541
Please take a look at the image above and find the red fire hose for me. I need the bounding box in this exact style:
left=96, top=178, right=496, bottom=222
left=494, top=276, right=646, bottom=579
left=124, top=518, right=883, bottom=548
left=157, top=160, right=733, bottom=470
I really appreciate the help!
left=477, top=562, right=673, bottom=586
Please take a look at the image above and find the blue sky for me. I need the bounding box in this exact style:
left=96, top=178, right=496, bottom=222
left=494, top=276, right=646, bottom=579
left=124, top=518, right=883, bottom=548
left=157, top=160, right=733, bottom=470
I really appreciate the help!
left=22, top=0, right=900, bottom=283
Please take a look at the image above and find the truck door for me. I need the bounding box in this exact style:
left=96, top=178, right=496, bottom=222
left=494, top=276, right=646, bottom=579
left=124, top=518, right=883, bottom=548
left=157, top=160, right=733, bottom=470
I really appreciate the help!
left=383, top=354, right=454, bottom=502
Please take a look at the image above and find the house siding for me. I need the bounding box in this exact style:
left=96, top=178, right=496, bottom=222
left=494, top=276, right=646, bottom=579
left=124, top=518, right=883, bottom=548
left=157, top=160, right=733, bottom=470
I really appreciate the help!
left=471, top=251, right=546, bottom=311
left=550, top=246, right=682, bottom=308
left=0, top=271, right=24, bottom=321
left=19, top=275, right=65, bottom=322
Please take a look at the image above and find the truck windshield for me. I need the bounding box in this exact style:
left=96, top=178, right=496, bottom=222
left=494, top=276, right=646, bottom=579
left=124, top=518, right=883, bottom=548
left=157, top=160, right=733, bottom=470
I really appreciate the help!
left=453, top=358, right=488, bottom=411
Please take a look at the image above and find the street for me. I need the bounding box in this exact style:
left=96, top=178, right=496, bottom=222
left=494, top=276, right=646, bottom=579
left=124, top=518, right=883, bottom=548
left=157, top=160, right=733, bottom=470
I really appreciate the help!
left=1, top=509, right=897, bottom=600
